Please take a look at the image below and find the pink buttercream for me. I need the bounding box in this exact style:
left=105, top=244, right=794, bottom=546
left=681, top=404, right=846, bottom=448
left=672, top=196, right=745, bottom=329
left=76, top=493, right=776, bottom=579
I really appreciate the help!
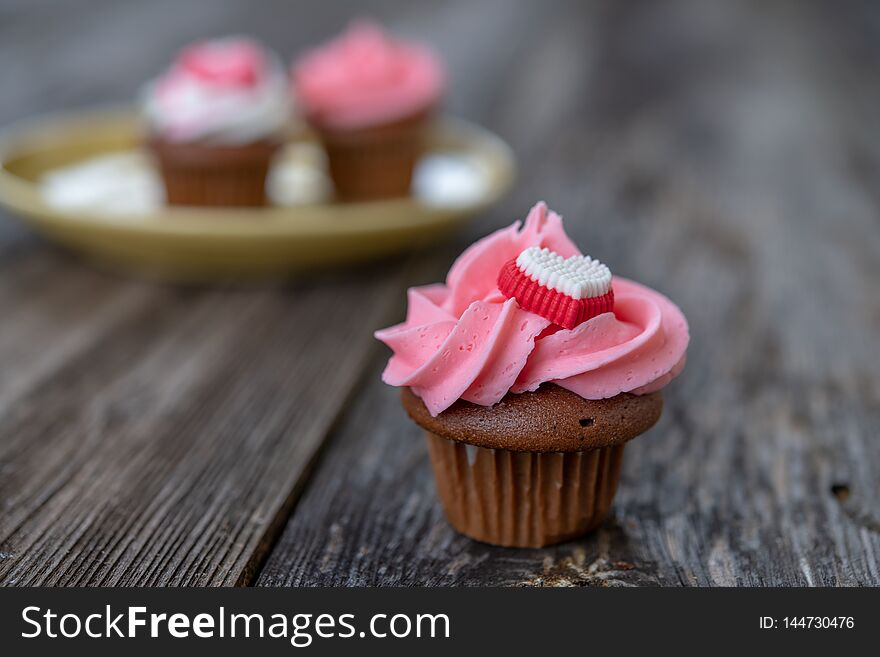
left=178, top=39, right=266, bottom=88
left=375, top=202, right=689, bottom=416
left=292, top=21, right=444, bottom=130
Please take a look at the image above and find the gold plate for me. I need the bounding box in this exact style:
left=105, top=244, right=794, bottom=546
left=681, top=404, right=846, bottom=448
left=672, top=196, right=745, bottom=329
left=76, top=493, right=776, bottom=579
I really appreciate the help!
left=0, top=108, right=515, bottom=280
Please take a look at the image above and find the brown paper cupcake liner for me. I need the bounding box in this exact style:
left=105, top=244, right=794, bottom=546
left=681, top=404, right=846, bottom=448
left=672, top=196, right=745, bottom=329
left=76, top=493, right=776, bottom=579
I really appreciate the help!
left=424, top=430, right=625, bottom=548
left=316, top=112, right=429, bottom=202
left=149, top=138, right=278, bottom=207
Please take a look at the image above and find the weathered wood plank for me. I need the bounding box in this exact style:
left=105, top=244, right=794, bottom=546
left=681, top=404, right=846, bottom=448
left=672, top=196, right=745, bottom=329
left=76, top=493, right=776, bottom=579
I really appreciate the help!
left=0, top=263, right=424, bottom=585
left=0, top=0, right=549, bottom=586
left=2, top=0, right=878, bottom=587
left=257, top=0, right=880, bottom=586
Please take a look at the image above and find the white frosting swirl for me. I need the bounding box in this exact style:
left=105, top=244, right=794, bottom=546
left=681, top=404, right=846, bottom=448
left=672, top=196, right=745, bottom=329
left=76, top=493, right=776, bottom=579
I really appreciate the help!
left=143, top=37, right=290, bottom=144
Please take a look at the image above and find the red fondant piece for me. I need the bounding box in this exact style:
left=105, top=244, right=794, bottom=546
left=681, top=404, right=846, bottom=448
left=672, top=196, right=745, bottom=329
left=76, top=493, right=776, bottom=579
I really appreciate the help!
left=497, top=258, right=614, bottom=329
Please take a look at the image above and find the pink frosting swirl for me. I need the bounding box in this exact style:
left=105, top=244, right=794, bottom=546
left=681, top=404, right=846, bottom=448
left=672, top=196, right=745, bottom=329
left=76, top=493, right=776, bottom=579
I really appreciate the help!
left=375, top=203, right=689, bottom=417
left=292, top=21, right=444, bottom=130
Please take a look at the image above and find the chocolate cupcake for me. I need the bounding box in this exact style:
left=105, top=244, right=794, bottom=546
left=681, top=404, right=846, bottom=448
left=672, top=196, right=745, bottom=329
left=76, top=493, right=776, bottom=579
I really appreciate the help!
left=375, top=202, right=689, bottom=547
left=292, top=21, right=444, bottom=201
left=143, top=37, right=290, bottom=207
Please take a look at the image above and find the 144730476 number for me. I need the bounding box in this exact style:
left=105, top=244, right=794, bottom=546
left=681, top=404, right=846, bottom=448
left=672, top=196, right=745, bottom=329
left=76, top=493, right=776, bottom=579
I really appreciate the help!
left=783, top=617, right=854, bottom=629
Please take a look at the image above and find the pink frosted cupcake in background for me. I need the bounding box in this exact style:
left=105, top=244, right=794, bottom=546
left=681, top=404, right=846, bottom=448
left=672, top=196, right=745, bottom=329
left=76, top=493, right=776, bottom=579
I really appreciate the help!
left=144, top=37, right=290, bottom=207
left=375, top=202, right=689, bottom=547
left=292, top=21, right=445, bottom=201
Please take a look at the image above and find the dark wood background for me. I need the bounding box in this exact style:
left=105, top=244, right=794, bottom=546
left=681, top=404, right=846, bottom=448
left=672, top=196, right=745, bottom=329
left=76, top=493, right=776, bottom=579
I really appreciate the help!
left=1, top=0, right=878, bottom=586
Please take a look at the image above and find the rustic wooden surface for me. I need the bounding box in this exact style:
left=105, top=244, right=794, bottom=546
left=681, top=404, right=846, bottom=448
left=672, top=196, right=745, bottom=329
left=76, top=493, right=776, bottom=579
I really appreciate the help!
left=1, top=0, right=879, bottom=587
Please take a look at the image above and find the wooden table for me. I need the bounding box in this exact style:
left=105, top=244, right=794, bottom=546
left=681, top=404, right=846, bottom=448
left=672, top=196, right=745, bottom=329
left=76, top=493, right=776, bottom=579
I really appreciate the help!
left=1, top=0, right=878, bottom=587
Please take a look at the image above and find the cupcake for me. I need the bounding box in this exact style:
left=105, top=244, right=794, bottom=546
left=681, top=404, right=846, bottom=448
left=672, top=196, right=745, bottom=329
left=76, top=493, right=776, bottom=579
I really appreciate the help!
left=375, top=202, right=689, bottom=547
left=292, top=21, right=444, bottom=201
left=143, top=37, right=290, bottom=207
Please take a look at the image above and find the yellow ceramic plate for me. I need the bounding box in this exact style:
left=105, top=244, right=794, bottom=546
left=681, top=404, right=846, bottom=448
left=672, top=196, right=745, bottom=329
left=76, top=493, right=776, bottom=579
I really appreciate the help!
left=0, top=108, right=515, bottom=280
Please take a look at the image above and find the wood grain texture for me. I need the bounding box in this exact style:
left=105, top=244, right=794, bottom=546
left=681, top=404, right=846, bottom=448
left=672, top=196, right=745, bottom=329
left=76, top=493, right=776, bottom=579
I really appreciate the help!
left=257, top=0, right=880, bottom=586
left=0, top=0, right=517, bottom=586
left=1, top=0, right=878, bottom=587
left=0, top=262, right=425, bottom=585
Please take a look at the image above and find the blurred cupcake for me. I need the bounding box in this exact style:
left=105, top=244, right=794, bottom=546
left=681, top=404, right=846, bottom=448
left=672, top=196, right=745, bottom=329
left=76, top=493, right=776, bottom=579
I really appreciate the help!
left=293, top=21, right=444, bottom=201
left=144, top=37, right=290, bottom=207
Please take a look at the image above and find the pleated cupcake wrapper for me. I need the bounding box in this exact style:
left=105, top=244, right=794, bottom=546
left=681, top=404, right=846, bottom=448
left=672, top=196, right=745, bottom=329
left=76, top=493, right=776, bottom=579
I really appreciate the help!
left=424, top=431, right=625, bottom=548
left=317, top=114, right=429, bottom=202
left=156, top=157, right=272, bottom=207
left=150, top=140, right=276, bottom=207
